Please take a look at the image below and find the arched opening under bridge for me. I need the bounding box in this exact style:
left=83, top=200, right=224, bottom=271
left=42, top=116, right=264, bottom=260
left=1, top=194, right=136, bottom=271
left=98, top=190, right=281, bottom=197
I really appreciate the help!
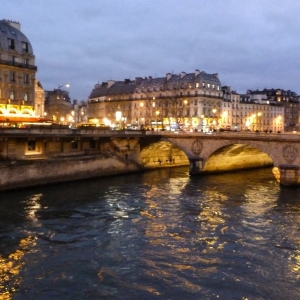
left=140, top=141, right=189, bottom=168
left=201, top=144, right=273, bottom=173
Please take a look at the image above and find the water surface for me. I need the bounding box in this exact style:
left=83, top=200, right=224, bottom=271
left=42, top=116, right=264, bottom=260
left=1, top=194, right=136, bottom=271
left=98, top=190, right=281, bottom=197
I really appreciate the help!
left=0, top=167, right=300, bottom=299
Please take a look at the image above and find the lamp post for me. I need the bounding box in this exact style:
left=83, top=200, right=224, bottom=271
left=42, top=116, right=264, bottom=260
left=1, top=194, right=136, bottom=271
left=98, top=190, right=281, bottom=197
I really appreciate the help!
left=257, top=112, right=262, bottom=131
left=58, top=84, right=70, bottom=89
left=151, top=99, right=156, bottom=130
left=140, top=102, right=144, bottom=129
left=212, top=108, right=217, bottom=130
left=200, top=114, right=205, bottom=132
left=183, top=99, right=188, bottom=128
left=155, top=110, right=160, bottom=131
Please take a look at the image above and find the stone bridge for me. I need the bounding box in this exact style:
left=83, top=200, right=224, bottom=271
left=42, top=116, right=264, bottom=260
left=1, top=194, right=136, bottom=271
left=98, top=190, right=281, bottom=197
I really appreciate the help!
left=130, top=131, right=300, bottom=186
left=1, top=127, right=300, bottom=187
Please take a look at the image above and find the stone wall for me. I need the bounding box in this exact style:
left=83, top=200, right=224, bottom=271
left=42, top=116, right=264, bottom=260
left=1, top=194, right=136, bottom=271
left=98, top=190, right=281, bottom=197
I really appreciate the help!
left=0, top=155, right=141, bottom=191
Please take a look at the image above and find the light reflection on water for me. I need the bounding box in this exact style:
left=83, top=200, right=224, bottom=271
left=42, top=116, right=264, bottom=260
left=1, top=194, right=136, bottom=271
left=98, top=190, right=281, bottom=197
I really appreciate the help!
left=0, top=167, right=300, bottom=299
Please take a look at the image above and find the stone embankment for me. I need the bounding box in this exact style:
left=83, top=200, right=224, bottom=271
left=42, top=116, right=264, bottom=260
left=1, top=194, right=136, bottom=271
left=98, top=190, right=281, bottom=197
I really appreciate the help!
left=0, top=154, right=142, bottom=191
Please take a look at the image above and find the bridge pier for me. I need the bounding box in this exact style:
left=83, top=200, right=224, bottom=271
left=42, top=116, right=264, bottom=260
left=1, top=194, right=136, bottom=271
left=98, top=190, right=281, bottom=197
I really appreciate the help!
left=189, top=158, right=204, bottom=175
left=275, top=165, right=300, bottom=186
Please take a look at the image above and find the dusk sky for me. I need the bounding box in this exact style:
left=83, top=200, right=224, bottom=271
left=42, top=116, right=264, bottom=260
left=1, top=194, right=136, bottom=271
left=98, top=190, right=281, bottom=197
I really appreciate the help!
left=3, top=0, right=300, bottom=101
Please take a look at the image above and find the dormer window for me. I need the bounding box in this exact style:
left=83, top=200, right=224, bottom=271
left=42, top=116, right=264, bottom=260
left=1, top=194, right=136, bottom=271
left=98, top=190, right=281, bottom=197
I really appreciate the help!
left=22, top=42, right=28, bottom=53
left=8, top=38, right=15, bottom=50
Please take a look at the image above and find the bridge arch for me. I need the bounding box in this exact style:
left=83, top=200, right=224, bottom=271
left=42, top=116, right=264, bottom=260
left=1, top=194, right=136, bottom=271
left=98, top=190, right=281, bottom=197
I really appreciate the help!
left=140, top=140, right=189, bottom=168
left=200, top=139, right=280, bottom=169
left=201, top=143, right=274, bottom=173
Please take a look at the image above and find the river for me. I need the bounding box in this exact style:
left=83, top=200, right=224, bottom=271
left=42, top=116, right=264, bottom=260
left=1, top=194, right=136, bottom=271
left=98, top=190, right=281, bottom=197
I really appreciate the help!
left=0, top=167, right=299, bottom=300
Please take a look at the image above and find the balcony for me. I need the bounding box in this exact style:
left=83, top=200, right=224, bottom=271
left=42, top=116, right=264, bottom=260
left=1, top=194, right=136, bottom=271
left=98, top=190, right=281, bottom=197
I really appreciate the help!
left=0, top=59, right=37, bottom=71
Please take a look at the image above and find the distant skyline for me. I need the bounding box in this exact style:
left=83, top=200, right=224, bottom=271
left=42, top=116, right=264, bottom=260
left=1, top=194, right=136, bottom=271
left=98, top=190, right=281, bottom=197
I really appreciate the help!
left=3, top=0, right=300, bottom=100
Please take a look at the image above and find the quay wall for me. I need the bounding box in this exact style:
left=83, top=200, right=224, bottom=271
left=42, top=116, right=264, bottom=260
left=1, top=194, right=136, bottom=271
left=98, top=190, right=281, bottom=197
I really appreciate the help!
left=0, top=155, right=141, bottom=191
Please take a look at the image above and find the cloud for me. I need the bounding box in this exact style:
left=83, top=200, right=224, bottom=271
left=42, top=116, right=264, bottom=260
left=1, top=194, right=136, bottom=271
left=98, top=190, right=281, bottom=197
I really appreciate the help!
left=2, top=0, right=300, bottom=99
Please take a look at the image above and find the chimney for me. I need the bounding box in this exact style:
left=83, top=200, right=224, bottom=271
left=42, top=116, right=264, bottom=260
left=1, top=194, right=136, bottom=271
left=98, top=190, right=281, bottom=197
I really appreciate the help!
left=166, top=73, right=172, bottom=81
left=180, top=71, right=186, bottom=78
left=107, top=80, right=115, bottom=88
left=213, top=73, right=219, bottom=79
left=135, top=77, right=143, bottom=85
left=195, top=69, right=200, bottom=76
left=2, top=19, right=21, bottom=30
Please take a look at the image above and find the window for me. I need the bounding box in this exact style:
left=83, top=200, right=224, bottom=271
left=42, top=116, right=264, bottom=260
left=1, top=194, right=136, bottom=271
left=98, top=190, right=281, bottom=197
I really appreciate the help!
left=24, top=92, right=28, bottom=101
left=22, top=42, right=29, bottom=52
left=24, top=74, right=29, bottom=83
left=71, top=140, right=78, bottom=149
left=28, top=141, right=36, bottom=151
left=8, top=38, right=15, bottom=49
left=89, top=140, right=96, bottom=149
left=10, top=91, right=14, bottom=100
left=10, top=72, right=15, bottom=82
left=196, top=82, right=199, bottom=88
left=23, top=58, right=29, bottom=67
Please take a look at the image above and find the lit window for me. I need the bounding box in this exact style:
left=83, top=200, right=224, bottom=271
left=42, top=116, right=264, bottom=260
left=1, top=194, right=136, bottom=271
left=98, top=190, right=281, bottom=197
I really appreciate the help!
left=28, top=141, right=36, bottom=151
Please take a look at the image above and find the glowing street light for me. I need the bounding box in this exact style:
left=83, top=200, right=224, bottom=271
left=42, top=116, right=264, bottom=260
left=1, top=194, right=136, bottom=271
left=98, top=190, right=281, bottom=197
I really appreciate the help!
left=155, top=110, right=160, bottom=131
left=58, top=84, right=70, bottom=89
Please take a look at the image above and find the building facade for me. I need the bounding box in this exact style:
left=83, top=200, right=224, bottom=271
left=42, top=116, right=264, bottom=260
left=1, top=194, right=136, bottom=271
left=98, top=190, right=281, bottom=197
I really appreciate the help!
left=243, top=89, right=299, bottom=132
left=34, top=79, right=45, bottom=117
left=89, top=70, right=286, bottom=133
left=44, top=88, right=72, bottom=124
left=89, top=70, right=223, bottom=131
left=0, top=19, right=39, bottom=124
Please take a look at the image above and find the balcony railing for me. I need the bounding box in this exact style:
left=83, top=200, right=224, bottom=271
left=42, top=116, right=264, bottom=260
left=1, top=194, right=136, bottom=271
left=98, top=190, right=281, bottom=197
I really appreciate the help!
left=0, top=59, right=37, bottom=71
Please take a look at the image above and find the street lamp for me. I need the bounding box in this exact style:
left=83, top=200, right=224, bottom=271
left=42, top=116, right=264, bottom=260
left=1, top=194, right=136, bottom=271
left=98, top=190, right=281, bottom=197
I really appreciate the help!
left=155, top=110, right=160, bottom=131
left=58, top=84, right=70, bottom=89
left=257, top=112, right=262, bottom=131
left=212, top=108, right=217, bottom=130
